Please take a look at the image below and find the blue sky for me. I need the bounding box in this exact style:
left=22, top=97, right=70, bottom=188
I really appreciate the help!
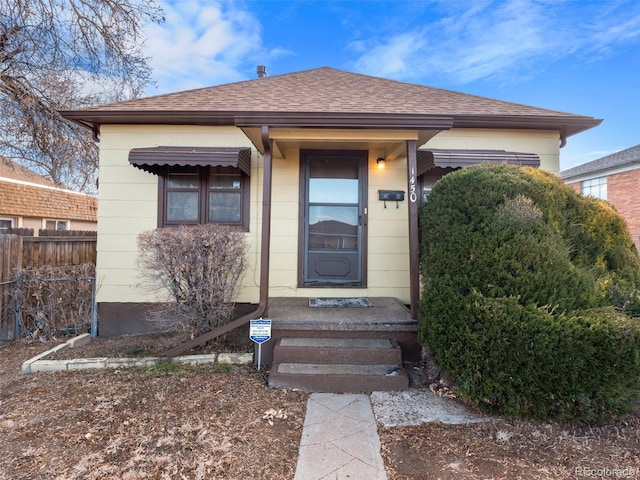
left=141, top=0, right=640, bottom=170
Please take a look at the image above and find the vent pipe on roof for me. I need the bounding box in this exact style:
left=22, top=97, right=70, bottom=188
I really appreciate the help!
left=256, top=65, right=267, bottom=78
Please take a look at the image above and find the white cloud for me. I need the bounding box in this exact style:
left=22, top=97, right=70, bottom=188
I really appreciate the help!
left=142, top=0, right=274, bottom=94
left=350, top=0, right=640, bottom=85
left=350, top=33, right=429, bottom=78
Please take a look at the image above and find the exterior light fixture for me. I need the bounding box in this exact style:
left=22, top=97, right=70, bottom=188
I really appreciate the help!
left=377, top=157, right=386, bottom=169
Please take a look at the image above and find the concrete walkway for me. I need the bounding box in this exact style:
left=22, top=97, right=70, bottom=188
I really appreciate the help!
left=294, top=390, right=493, bottom=479
left=294, top=393, right=387, bottom=480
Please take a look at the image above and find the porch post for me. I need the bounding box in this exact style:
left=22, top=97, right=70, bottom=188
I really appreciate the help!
left=259, top=125, right=273, bottom=316
left=406, top=140, right=420, bottom=319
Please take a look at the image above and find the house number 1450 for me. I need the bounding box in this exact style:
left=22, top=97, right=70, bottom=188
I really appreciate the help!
left=409, top=167, right=418, bottom=203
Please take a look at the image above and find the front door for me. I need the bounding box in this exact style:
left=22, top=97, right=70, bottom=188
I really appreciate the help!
left=301, top=150, right=367, bottom=286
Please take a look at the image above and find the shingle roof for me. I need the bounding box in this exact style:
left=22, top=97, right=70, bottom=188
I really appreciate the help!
left=0, top=157, right=60, bottom=187
left=72, top=67, right=578, bottom=116
left=560, top=144, right=640, bottom=179
left=0, top=158, right=97, bottom=221
left=62, top=67, right=601, bottom=137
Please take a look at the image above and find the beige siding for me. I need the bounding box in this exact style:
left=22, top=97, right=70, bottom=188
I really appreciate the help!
left=423, top=129, right=560, bottom=172
left=96, top=125, right=259, bottom=303
left=97, top=125, right=560, bottom=306
left=366, top=149, right=411, bottom=302
left=268, top=149, right=300, bottom=297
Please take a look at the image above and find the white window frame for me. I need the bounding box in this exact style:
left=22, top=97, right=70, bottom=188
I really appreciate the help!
left=581, top=176, right=607, bottom=200
left=0, top=217, right=15, bottom=232
left=43, top=219, right=70, bottom=231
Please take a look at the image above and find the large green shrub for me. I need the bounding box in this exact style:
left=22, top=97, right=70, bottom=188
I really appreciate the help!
left=419, top=164, right=640, bottom=422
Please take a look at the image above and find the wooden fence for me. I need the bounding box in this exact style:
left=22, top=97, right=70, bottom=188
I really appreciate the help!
left=0, top=233, right=97, bottom=340
left=0, top=235, right=22, bottom=340
left=21, top=236, right=97, bottom=268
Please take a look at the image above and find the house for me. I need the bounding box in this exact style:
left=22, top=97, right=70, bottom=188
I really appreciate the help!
left=0, top=157, right=97, bottom=235
left=61, top=67, right=601, bottom=349
left=561, top=144, right=640, bottom=249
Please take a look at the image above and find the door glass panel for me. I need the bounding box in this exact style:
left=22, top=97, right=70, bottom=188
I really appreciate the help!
left=309, top=178, right=358, bottom=204
left=308, top=206, right=358, bottom=250
left=309, top=158, right=358, bottom=179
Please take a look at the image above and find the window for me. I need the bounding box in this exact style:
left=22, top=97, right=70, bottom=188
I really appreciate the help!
left=581, top=176, right=607, bottom=200
left=44, top=220, right=69, bottom=230
left=0, top=218, right=14, bottom=232
left=160, top=165, right=249, bottom=229
left=422, top=187, right=432, bottom=203
left=419, top=174, right=438, bottom=204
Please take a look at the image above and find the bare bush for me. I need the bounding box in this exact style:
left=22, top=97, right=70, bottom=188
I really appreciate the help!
left=13, top=263, right=95, bottom=340
left=137, top=225, right=248, bottom=336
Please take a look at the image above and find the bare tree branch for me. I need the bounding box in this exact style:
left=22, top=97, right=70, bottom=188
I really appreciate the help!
left=0, top=0, right=164, bottom=193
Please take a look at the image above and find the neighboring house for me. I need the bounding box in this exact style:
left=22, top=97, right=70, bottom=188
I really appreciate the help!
left=561, top=144, right=640, bottom=249
left=0, top=157, right=97, bottom=235
left=61, top=67, right=601, bottom=336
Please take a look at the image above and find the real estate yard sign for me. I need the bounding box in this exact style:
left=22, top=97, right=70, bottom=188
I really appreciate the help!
left=250, top=319, right=271, bottom=369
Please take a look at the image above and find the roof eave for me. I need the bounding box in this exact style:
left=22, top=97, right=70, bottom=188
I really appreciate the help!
left=233, top=113, right=454, bottom=130
left=60, top=110, right=455, bottom=130
left=561, top=159, right=640, bottom=180
left=453, top=114, right=603, bottom=137
left=60, top=110, right=602, bottom=138
left=60, top=110, right=238, bottom=129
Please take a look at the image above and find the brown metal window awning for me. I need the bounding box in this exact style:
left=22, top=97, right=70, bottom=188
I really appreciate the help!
left=417, top=149, right=540, bottom=176
left=128, top=146, right=252, bottom=176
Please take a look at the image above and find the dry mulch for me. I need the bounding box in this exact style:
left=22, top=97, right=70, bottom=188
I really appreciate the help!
left=379, top=415, right=640, bottom=480
left=2, top=332, right=640, bottom=479
left=0, top=334, right=306, bottom=480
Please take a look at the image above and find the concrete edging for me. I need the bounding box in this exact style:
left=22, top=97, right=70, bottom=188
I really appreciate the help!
left=21, top=334, right=253, bottom=373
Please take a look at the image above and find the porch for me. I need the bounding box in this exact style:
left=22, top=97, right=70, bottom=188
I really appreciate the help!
left=263, top=297, right=420, bottom=393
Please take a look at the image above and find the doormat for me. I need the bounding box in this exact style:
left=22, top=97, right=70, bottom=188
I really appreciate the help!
left=308, top=297, right=373, bottom=308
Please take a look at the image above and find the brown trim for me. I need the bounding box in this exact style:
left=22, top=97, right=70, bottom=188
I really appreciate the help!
left=234, top=113, right=453, bottom=130
left=417, top=149, right=540, bottom=175
left=97, top=303, right=164, bottom=336
left=259, top=125, right=274, bottom=315
left=407, top=140, right=420, bottom=320
left=62, top=110, right=453, bottom=130
left=362, top=160, right=369, bottom=287
left=297, top=157, right=306, bottom=288
left=97, top=302, right=259, bottom=337
left=156, top=165, right=250, bottom=231
left=129, top=146, right=251, bottom=176
left=62, top=109, right=600, bottom=139
left=157, top=169, right=166, bottom=228
left=61, top=110, right=239, bottom=128
left=451, top=114, right=601, bottom=138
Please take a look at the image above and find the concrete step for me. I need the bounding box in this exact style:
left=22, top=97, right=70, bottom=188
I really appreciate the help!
left=268, top=362, right=409, bottom=393
left=271, top=337, right=402, bottom=365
